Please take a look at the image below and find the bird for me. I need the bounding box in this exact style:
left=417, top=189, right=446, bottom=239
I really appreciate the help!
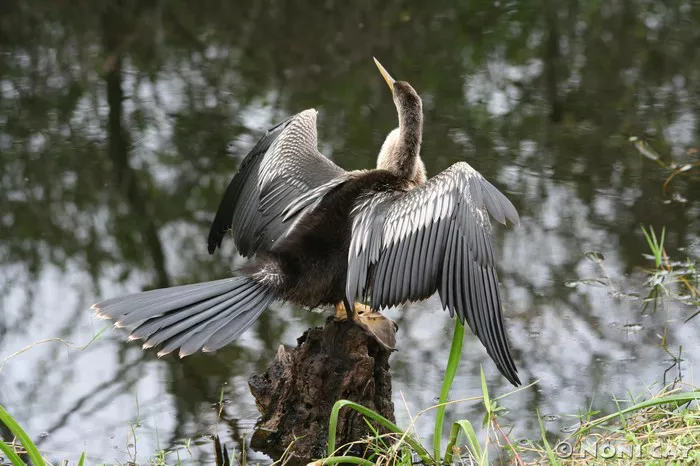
left=93, top=58, right=522, bottom=386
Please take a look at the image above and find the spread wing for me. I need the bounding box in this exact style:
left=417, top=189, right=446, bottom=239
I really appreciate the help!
left=347, top=162, right=521, bottom=385
left=208, top=109, right=346, bottom=256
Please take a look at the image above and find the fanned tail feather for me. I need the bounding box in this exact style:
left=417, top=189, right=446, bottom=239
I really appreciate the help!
left=92, top=277, right=274, bottom=357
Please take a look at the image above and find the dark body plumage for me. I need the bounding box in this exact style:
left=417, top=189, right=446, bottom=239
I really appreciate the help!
left=243, top=169, right=410, bottom=308
left=93, top=61, right=522, bottom=386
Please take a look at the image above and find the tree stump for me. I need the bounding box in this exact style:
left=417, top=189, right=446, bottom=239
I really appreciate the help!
left=248, top=316, right=395, bottom=465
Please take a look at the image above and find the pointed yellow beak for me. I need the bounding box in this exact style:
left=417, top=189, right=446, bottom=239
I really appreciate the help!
left=373, top=57, right=395, bottom=91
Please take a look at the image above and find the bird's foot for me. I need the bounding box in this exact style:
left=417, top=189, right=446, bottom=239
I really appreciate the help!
left=334, top=302, right=398, bottom=351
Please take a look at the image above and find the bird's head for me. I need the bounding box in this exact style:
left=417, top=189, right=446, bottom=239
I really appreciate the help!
left=373, top=57, right=422, bottom=121
left=373, top=58, right=425, bottom=185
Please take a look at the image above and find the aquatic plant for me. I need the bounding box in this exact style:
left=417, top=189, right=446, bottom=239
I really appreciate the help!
left=524, top=384, right=700, bottom=465
left=0, top=403, right=87, bottom=466
left=640, top=225, right=699, bottom=321
left=629, top=137, right=699, bottom=201
left=311, top=312, right=700, bottom=466
left=318, top=320, right=529, bottom=465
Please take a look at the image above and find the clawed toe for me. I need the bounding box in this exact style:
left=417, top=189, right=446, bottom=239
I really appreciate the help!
left=353, top=310, right=397, bottom=351
left=333, top=302, right=398, bottom=351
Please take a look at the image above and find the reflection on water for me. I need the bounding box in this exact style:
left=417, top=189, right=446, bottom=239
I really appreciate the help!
left=1, top=1, right=699, bottom=464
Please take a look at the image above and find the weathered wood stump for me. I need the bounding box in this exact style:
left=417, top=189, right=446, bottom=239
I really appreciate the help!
left=248, top=316, right=395, bottom=465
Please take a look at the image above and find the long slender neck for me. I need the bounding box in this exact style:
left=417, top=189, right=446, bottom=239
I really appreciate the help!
left=393, top=100, right=423, bottom=180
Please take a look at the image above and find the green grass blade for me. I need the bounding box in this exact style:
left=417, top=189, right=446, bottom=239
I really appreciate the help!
left=480, top=366, right=491, bottom=426
left=444, top=422, right=459, bottom=464
left=0, top=404, right=45, bottom=466
left=327, top=400, right=431, bottom=463
left=641, top=225, right=651, bottom=247
left=612, top=394, right=627, bottom=429
left=319, top=457, right=376, bottom=466
left=444, top=420, right=482, bottom=464
left=401, top=447, right=411, bottom=464
left=641, top=226, right=657, bottom=266
left=432, top=320, right=465, bottom=461
left=536, top=409, right=560, bottom=466
left=577, top=391, right=700, bottom=435
left=0, top=439, right=26, bottom=466
left=660, top=226, right=666, bottom=259
left=650, top=226, right=658, bottom=247
left=77, top=451, right=86, bottom=466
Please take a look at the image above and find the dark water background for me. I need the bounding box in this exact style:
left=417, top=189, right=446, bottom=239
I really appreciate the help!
left=1, top=1, right=699, bottom=464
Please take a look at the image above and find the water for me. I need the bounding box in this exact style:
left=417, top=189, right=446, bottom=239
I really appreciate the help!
left=1, top=2, right=699, bottom=464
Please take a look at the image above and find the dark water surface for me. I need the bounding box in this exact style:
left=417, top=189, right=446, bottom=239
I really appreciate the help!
left=1, top=2, right=699, bottom=464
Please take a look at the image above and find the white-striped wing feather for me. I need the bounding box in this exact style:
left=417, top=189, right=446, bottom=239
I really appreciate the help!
left=346, top=162, right=521, bottom=385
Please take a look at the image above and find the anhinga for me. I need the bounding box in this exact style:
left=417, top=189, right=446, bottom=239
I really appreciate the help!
left=94, top=59, right=521, bottom=386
